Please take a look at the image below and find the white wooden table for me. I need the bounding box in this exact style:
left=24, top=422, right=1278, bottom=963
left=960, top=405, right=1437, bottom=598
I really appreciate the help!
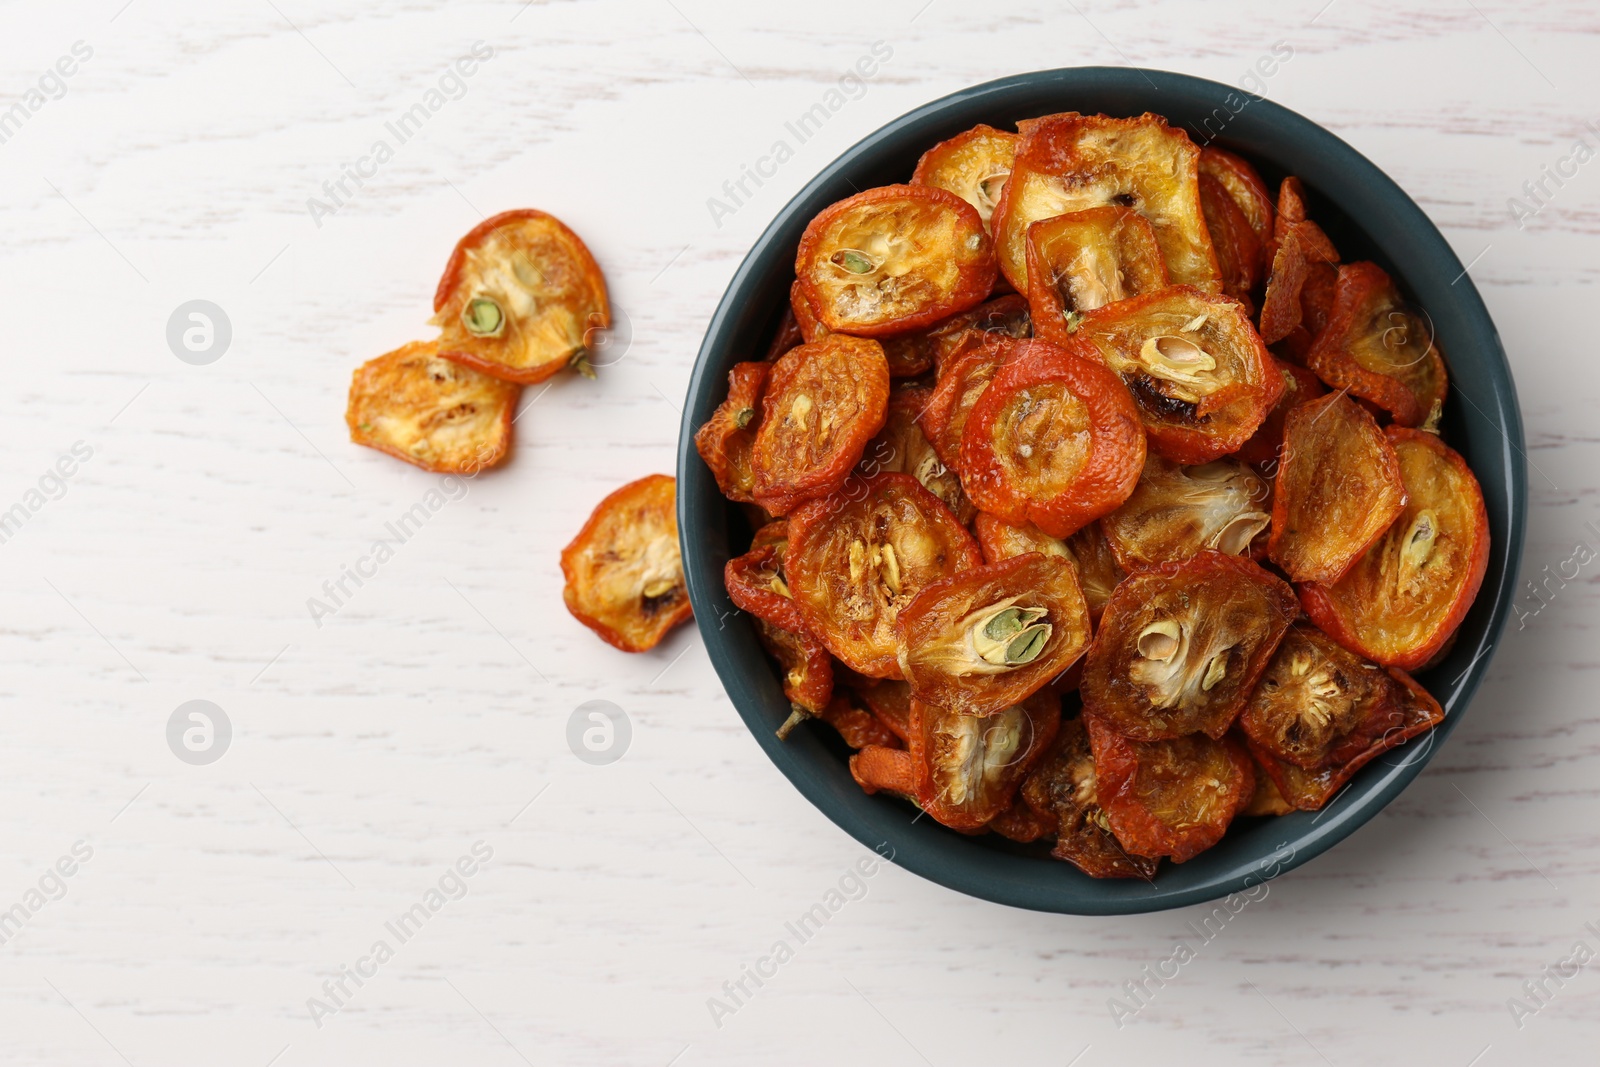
left=0, top=1, right=1593, bottom=1063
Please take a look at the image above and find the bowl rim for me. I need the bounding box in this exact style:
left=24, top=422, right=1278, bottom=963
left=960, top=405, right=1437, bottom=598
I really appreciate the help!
left=676, top=65, right=1527, bottom=914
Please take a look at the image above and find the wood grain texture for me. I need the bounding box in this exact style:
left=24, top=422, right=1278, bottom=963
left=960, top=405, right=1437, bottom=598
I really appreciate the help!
left=0, top=0, right=1593, bottom=1063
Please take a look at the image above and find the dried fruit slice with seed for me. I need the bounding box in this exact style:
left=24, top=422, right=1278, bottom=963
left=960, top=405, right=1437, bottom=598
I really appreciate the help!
left=1268, top=391, right=1407, bottom=584
left=786, top=471, right=981, bottom=678
left=1022, top=717, right=1161, bottom=878
left=346, top=339, right=519, bottom=474
left=911, top=124, right=1019, bottom=234
left=750, top=334, right=890, bottom=515
left=432, top=209, right=609, bottom=384
left=694, top=361, right=768, bottom=503
left=1244, top=662, right=1443, bottom=811
left=910, top=692, right=1060, bottom=830
left=992, top=112, right=1220, bottom=293
left=1239, top=622, right=1438, bottom=769
left=897, top=552, right=1092, bottom=717
left=1300, top=428, right=1489, bottom=670
left=561, top=474, right=691, bottom=652
left=796, top=184, right=997, bottom=337
left=1081, top=550, right=1297, bottom=740
left=1101, top=454, right=1271, bottom=569
left=1084, top=714, right=1254, bottom=863
left=1306, top=262, right=1449, bottom=428
left=1025, top=206, right=1171, bottom=347
left=1076, top=286, right=1284, bottom=464
left=959, top=339, right=1147, bottom=538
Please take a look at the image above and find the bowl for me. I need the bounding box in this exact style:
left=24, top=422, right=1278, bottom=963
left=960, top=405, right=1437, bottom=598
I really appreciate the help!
left=675, top=67, right=1527, bottom=914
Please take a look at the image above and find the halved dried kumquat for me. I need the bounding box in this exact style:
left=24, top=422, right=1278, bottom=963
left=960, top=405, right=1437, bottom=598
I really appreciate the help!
left=897, top=552, right=1092, bottom=717
left=1022, top=717, right=1160, bottom=879
left=1101, top=454, right=1271, bottom=569
left=910, top=693, right=1060, bottom=830
left=993, top=112, right=1219, bottom=293
left=432, top=209, right=609, bottom=383
left=959, top=339, right=1147, bottom=538
left=1081, top=551, right=1296, bottom=740
left=561, top=474, right=690, bottom=652
left=1025, top=206, right=1170, bottom=346
left=911, top=124, right=1019, bottom=233
left=694, top=361, right=768, bottom=503
left=796, top=184, right=997, bottom=337
left=1268, top=392, right=1407, bottom=584
left=786, top=471, right=980, bottom=678
left=750, top=334, right=890, bottom=514
left=347, top=339, right=519, bottom=474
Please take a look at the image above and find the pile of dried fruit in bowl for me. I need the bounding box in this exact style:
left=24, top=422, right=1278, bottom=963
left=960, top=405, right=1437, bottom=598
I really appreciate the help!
left=692, top=111, right=1489, bottom=878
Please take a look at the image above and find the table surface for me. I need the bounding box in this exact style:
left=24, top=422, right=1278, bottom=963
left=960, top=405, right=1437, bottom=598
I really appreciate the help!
left=1, top=1, right=1594, bottom=1064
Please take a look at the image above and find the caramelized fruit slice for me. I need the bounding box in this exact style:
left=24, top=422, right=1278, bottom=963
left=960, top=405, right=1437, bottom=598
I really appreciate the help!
left=561, top=474, right=690, bottom=652
left=796, top=184, right=997, bottom=337
left=1101, top=454, right=1270, bottom=569
left=910, top=123, right=1019, bottom=233
left=1022, top=717, right=1161, bottom=878
left=346, top=339, right=518, bottom=474
left=897, top=552, right=1092, bottom=717
left=1268, top=392, right=1407, bottom=584
left=1025, top=206, right=1170, bottom=346
left=1081, top=550, right=1297, bottom=740
left=432, top=209, right=609, bottom=383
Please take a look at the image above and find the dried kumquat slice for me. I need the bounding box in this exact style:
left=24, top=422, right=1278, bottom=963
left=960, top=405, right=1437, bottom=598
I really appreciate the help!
left=347, top=339, right=519, bottom=474
left=561, top=474, right=690, bottom=652
left=432, top=209, right=609, bottom=383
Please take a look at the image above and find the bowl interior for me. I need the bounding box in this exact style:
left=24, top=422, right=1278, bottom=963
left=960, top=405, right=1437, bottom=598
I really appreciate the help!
left=676, top=67, right=1526, bottom=914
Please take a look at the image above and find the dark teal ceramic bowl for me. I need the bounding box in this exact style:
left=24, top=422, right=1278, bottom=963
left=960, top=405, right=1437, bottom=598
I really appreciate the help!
left=676, top=67, right=1526, bottom=914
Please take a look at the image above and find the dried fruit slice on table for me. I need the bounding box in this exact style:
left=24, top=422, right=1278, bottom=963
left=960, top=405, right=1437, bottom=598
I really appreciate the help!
left=897, top=552, right=1092, bottom=717
left=795, top=184, right=997, bottom=337
left=911, top=123, right=1019, bottom=233
left=1022, top=717, right=1160, bottom=879
left=910, top=692, right=1060, bottom=830
left=1025, top=206, right=1170, bottom=346
left=1101, top=454, right=1271, bottom=569
left=432, top=209, right=610, bottom=383
left=1084, top=714, right=1255, bottom=863
left=346, top=339, right=519, bottom=474
left=724, top=540, right=833, bottom=730
left=1268, top=391, right=1407, bottom=584
left=1300, top=428, right=1489, bottom=670
left=1081, top=550, right=1297, bottom=740
left=750, top=334, right=890, bottom=515
left=959, top=339, right=1147, bottom=537
left=1241, top=624, right=1444, bottom=810
left=1306, top=261, right=1449, bottom=428
left=1076, top=286, right=1284, bottom=463
left=786, top=471, right=980, bottom=678
left=561, top=474, right=690, bottom=652
left=693, top=361, right=768, bottom=503
left=992, top=111, right=1220, bottom=294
